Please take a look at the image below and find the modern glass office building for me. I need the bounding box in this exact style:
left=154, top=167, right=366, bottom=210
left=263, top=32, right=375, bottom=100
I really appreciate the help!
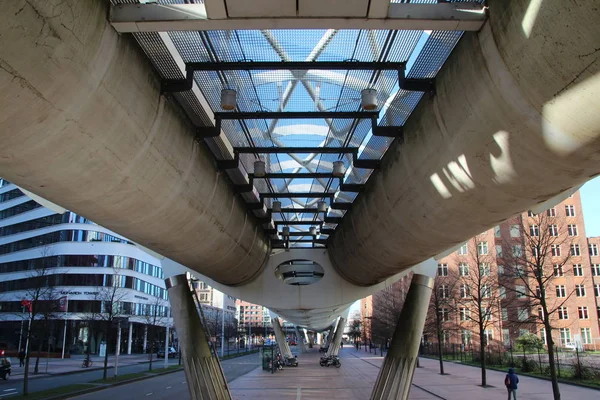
left=0, top=178, right=171, bottom=356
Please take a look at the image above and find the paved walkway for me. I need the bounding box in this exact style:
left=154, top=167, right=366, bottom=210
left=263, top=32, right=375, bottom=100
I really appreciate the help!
left=229, top=347, right=599, bottom=400
left=8, top=354, right=160, bottom=379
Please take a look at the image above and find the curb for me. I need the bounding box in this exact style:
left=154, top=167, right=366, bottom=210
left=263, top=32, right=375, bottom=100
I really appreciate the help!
left=44, top=367, right=184, bottom=400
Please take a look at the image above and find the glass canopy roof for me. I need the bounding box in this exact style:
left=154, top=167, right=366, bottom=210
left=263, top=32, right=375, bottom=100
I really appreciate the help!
left=113, top=0, right=477, bottom=248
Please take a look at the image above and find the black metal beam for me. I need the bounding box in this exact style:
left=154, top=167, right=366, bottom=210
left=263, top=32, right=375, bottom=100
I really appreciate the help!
left=274, top=221, right=323, bottom=226
left=353, top=159, right=380, bottom=169
left=260, top=192, right=334, bottom=199
left=372, top=125, right=404, bottom=138
left=339, top=183, right=363, bottom=193
left=214, top=111, right=379, bottom=120
left=400, top=77, right=436, bottom=93
left=255, top=173, right=335, bottom=180
left=187, top=61, right=406, bottom=72
left=271, top=239, right=329, bottom=245
left=196, top=119, right=221, bottom=139
left=274, top=208, right=321, bottom=213
left=331, top=203, right=352, bottom=211
left=324, top=217, right=343, bottom=224
left=235, top=147, right=358, bottom=154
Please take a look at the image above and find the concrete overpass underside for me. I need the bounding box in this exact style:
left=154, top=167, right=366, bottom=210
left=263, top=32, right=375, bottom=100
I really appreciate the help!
left=0, top=0, right=599, bottom=358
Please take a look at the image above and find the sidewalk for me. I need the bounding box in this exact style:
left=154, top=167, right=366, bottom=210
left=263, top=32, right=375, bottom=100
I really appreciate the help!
left=348, top=347, right=598, bottom=400
left=9, top=354, right=158, bottom=379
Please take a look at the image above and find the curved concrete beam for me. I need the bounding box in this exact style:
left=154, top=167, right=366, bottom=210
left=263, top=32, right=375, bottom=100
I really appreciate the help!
left=0, top=0, right=268, bottom=285
left=329, top=0, right=600, bottom=285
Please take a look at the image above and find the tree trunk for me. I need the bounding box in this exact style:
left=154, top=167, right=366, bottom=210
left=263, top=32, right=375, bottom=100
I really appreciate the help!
left=436, top=321, right=445, bottom=374
left=544, top=320, right=561, bottom=400
left=34, top=343, right=41, bottom=374
left=148, top=328, right=154, bottom=372
left=22, top=325, right=32, bottom=396
left=479, top=325, right=486, bottom=387
left=103, top=325, right=110, bottom=380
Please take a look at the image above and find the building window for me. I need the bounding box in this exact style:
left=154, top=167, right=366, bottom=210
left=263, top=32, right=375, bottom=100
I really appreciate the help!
left=595, top=284, right=599, bottom=297
left=571, top=244, right=581, bottom=256
left=494, top=225, right=501, bottom=238
left=499, top=286, right=506, bottom=299
left=558, top=306, right=568, bottom=320
left=547, top=207, right=556, bottom=217
left=556, top=285, right=566, bottom=297
left=457, top=244, right=468, bottom=255
left=459, top=262, right=469, bottom=276
left=567, top=224, right=578, bottom=236
left=496, top=245, right=503, bottom=258
left=576, top=284, right=586, bottom=297
left=536, top=286, right=542, bottom=297
left=538, top=307, right=544, bottom=319
left=565, top=205, right=575, bottom=217
left=592, top=264, right=600, bottom=276
left=478, top=242, right=488, bottom=255
left=581, top=328, right=592, bottom=344
left=515, top=264, right=525, bottom=277
left=438, top=263, right=448, bottom=276
left=460, top=308, right=471, bottom=321
left=578, top=306, right=589, bottom=319
left=554, top=264, right=564, bottom=277
left=438, top=308, right=450, bottom=322
left=573, top=264, right=583, bottom=276
left=512, top=245, right=522, bottom=257
left=481, top=285, right=491, bottom=298
left=479, top=263, right=491, bottom=276
left=517, top=308, right=529, bottom=321
left=590, top=244, right=599, bottom=257
left=510, top=225, right=520, bottom=238
left=462, top=330, right=472, bottom=345
left=551, top=245, right=561, bottom=257
left=559, top=328, right=571, bottom=346
left=497, top=265, right=504, bottom=275
left=549, top=225, right=559, bottom=236
left=501, top=308, right=508, bottom=321
left=530, top=225, right=539, bottom=237
left=438, top=285, right=449, bottom=299
left=540, top=328, right=547, bottom=345
left=516, top=286, right=526, bottom=298
left=528, top=210, right=536, bottom=217
left=460, top=284, right=471, bottom=298
left=484, top=329, right=494, bottom=345
left=532, top=246, right=539, bottom=257
left=502, top=329, right=510, bottom=346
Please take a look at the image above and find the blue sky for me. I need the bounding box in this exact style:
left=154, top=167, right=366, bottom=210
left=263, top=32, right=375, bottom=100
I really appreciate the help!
left=581, top=176, right=600, bottom=237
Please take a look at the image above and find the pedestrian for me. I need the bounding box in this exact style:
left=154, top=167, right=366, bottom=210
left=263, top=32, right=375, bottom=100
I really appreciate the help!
left=505, top=367, right=519, bottom=400
left=18, top=349, right=25, bottom=367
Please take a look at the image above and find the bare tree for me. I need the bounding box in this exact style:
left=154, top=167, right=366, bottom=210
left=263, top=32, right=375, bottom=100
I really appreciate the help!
left=369, top=277, right=410, bottom=349
left=502, top=211, right=575, bottom=400
left=91, top=269, right=127, bottom=380
left=20, top=248, right=60, bottom=395
left=425, top=266, right=459, bottom=375
left=456, top=235, right=503, bottom=387
left=140, top=296, right=169, bottom=371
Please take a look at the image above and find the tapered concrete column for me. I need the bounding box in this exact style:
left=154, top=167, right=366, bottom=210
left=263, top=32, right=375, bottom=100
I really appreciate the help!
left=271, top=317, right=292, bottom=358
left=166, top=275, right=232, bottom=400
left=317, top=333, right=323, bottom=345
left=307, top=332, right=314, bottom=348
left=127, top=322, right=133, bottom=355
left=295, top=327, right=307, bottom=353
left=324, top=326, right=334, bottom=347
left=326, top=317, right=346, bottom=357
left=369, top=273, right=434, bottom=400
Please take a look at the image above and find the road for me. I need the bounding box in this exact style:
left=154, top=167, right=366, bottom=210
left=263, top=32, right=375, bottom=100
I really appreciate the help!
left=0, top=358, right=181, bottom=398
left=69, top=352, right=261, bottom=400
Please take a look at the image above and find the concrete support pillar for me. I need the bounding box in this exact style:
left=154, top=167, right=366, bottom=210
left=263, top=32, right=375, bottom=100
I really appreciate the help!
left=369, top=273, right=434, bottom=400
left=127, top=322, right=133, bottom=355
left=166, top=275, right=232, bottom=400
left=307, top=332, right=314, bottom=348
left=271, top=317, right=292, bottom=358
left=324, top=326, right=334, bottom=347
left=326, top=317, right=346, bottom=357
left=295, top=327, right=307, bottom=353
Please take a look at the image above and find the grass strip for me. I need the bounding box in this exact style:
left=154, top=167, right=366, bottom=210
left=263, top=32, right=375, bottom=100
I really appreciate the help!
left=90, top=371, right=148, bottom=384
left=11, top=384, right=94, bottom=400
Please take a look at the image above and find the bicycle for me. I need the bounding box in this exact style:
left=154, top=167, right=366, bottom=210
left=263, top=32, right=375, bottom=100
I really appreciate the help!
left=81, top=358, right=93, bottom=368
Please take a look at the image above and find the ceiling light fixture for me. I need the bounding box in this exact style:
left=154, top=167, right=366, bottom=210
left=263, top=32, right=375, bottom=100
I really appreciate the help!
left=220, top=89, right=237, bottom=110
left=361, top=88, right=378, bottom=110
left=254, top=160, right=266, bottom=177
left=332, top=161, right=345, bottom=178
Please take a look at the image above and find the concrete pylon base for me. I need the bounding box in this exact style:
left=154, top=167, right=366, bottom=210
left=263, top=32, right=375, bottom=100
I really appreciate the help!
left=271, top=317, right=293, bottom=358
left=326, top=317, right=346, bottom=357
left=295, top=327, right=307, bottom=353
left=166, top=275, right=232, bottom=400
left=370, top=274, right=434, bottom=400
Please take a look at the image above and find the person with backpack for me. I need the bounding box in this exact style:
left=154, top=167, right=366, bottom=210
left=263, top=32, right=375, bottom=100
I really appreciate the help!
left=505, top=368, right=519, bottom=400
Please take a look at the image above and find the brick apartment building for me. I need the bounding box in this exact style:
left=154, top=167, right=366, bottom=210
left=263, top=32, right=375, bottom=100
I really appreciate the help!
left=363, top=191, right=600, bottom=351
